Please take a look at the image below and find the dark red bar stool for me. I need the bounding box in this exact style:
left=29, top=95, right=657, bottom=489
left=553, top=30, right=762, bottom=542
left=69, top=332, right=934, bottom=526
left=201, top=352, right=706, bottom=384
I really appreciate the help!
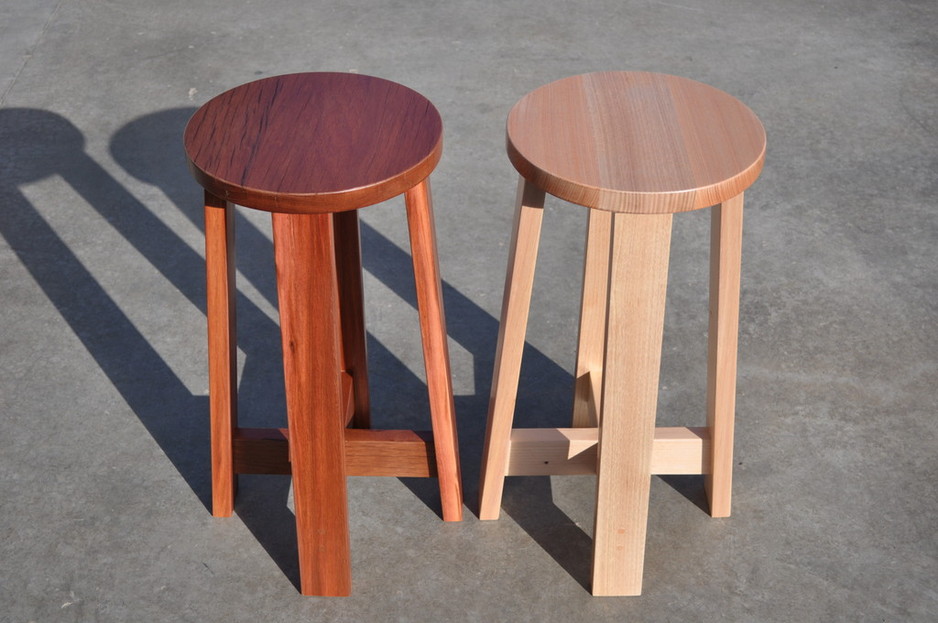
left=183, top=72, right=463, bottom=596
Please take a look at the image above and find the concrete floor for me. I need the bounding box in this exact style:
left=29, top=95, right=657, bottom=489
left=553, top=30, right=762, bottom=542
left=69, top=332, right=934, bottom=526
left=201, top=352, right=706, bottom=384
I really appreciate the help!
left=1, top=0, right=936, bottom=621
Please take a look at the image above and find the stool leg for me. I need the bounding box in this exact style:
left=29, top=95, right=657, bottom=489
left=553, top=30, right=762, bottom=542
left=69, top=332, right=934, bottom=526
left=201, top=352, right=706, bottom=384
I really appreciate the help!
left=572, top=209, right=613, bottom=428
left=204, top=191, right=238, bottom=518
left=705, top=193, right=744, bottom=518
left=333, top=209, right=370, bottom=429
left=404, top=179, right=464, bottom=522
left=272, top=212, right=352, bottom=596
left=478, top=178, right=546, bottom=520
left=592, top=212, right=672, bottom=596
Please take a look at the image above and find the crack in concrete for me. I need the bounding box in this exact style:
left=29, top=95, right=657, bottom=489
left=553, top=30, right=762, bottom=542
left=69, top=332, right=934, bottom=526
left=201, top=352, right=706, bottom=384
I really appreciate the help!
left=0, top=0, right=65, bottom=106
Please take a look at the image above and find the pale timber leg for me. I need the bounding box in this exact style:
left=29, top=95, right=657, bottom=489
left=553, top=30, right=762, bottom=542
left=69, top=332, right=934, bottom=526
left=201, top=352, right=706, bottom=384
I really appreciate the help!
left=478, top=178, right=546, bottom=520
left=272, top=212, right=352, bottom=596
left=705, top=193, right=744, bottom=518
left=592, top=212, right=672, bottom=597
left=404, top=179, right=464, bottom=522
left=572, top=209, right=613, bottom=427
left=333, top=209, right=371, bottom=429
left=205, top=191, right=238, bottom=518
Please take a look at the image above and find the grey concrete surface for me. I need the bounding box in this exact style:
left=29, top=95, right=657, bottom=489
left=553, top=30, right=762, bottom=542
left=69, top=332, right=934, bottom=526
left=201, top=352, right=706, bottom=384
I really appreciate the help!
left=1, top=0, right=935, bottom=621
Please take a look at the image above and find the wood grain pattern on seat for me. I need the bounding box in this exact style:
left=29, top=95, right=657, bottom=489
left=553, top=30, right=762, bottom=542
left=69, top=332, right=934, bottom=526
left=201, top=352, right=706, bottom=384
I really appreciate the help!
left=506, top=71, right=766, bottom=214
left=184, top=72, right=443, bottom=213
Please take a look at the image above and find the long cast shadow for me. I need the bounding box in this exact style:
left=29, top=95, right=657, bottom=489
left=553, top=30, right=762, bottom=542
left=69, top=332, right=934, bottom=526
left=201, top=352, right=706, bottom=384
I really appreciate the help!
left=105, top=106, right=625, bottom=591
left=0, top=104, right=708, bottom=593
left=106, top=107, right=599, bottom=588
left=0, top=107, right=305, bottom=587
left=0, top=108, right=213, bottom=509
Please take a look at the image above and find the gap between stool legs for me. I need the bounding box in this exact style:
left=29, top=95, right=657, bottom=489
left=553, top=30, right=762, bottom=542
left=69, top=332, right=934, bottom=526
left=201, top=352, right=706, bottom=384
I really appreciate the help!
left=592, top=212, right=672, bottom=597
left=205, top=191, right=238, bottom=518
left=333, top=209, right=371, bottom=429
left=272, top=212, right=352, bottom=597
left=478, top=178, right=546, bottom=520
left=705, top=192, right=744, bottom=518
left=404, top=178, right=464, bottom=522
left=572, top=209, right=613, bottom=428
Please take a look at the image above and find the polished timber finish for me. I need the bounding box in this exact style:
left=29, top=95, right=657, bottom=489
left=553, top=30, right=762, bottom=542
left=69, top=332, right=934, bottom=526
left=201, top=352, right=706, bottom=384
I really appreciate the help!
left=404, top=180, right=464, bottom=514
left=185, top=72, right=443, bottom=214
left=480, top=72, right=765, bottom=596
left=204, top=191, right=238, bottom=518
left=506, top=71, right=765, bottom=214
left=4, top=1, right=934, bottom=618
left=272, top=210, right=351, bottom=596
left=185, top=73, right=462, bottom=597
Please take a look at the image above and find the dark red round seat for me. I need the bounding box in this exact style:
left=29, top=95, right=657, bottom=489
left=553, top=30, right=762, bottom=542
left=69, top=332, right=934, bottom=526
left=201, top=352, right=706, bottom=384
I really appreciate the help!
left=184, top=72, right=443, bottom=213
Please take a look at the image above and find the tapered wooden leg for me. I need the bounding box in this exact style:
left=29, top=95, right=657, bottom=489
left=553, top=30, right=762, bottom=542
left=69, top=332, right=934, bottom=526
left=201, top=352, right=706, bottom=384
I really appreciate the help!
left=592, top=212, right=672, bottom=596
left=404, top=179, right=464, bottom=522
left=572, top=209, right=613, bottom=428
left=205, top=191, right=238, bottom=518
left=333, top=209, right=370, bottom=429
left=272, top=212, right=351, bottom=596
left=705, top=193, right=744, bottom=518
left=478, top=178, right=546, bottom=520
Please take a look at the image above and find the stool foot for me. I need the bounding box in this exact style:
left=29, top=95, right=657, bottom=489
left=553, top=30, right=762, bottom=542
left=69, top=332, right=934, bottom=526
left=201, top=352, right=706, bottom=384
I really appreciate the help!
left=479, top=178, right=546, bottom=520
left=205, top=191, right=238, bottom=518
left=405, top=179, right=464, bottom=522
left=591, top=212, right=672, bottom=596
left=705, top=193, right=744, bottom=518
left=272, top=212, right=352, bottom=596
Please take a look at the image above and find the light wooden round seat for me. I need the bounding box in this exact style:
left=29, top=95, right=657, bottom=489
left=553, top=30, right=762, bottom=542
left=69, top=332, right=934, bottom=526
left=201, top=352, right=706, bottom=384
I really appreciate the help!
left=479, top=71, right=766, bottom=596
left=184, top=72, right=462, bottom=597
left=506, top=71, right=765, bottom=214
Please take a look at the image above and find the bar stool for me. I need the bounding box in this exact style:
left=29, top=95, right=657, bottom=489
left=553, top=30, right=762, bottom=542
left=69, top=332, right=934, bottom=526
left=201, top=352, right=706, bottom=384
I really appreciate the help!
left=183, top=72, right=463, bottom=596
left=478, top=72, right=765, bottom=596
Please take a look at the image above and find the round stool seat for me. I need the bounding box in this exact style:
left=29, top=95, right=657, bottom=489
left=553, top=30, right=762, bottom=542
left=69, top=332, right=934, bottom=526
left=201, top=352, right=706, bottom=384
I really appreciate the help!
left=506, top=71, right=766, bottom=214
left=184, top=72, right=442, bottom=214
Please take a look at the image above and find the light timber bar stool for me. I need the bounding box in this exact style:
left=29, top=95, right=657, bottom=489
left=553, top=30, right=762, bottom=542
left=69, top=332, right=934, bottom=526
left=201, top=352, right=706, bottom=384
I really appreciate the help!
left=478, top=71, right=765, bottom=596
left=184, top=72, right=463, bottom=596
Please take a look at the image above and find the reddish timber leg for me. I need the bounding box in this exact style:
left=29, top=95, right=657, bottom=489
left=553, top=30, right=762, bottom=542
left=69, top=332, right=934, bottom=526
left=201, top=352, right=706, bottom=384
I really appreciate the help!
left=272, top=212, right=351, bottom=596
left=404, top=179, right=464, bottom=522
left=333, top=209, right=371, bottom=429
left=204, top=191, right=237, bottom=518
